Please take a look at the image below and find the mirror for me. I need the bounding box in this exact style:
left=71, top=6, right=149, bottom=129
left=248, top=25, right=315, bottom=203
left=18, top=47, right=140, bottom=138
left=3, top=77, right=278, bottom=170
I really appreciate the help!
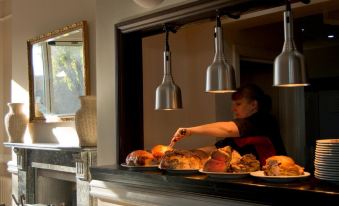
left=27, top=21, right=90, bottom=122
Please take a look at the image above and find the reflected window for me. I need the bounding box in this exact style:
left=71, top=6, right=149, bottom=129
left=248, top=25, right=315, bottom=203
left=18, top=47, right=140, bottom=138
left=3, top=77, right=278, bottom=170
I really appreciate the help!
left=33, top=41, right=85, bottom=116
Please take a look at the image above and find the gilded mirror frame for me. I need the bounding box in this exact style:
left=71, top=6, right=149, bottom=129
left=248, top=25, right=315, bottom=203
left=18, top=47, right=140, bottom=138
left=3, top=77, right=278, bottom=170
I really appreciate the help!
left=27, top=20, right=90, bottom=122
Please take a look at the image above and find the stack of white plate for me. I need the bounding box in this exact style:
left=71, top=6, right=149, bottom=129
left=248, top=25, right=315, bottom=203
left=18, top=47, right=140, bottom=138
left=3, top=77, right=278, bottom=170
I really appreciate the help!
left=314, top=139, right=339, bottom=183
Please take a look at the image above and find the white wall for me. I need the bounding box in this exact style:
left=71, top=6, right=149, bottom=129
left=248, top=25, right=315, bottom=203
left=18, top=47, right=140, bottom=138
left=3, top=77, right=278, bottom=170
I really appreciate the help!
left=0, top=3, right=12, bottom=145
left=0, top=0, right=13, bottom=205
left=11, top=0, right=96, bottom=143
left=95, top=0, right=201, bottom=165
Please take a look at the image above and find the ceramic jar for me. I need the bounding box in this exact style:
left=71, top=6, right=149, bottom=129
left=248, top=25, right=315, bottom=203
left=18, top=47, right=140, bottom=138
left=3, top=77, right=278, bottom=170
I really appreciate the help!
left=75, top=96, right=97, bottom=146
left=4, top=103, right=28, bottom=143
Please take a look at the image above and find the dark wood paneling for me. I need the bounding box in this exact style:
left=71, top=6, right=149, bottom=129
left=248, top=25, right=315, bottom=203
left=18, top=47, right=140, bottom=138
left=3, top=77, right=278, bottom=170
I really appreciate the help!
left=116, top=29, right=144, bottom=164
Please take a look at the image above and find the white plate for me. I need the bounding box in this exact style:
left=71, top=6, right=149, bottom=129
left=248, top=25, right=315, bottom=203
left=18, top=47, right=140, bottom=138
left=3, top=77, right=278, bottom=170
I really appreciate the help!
left=315, top=155, right=339, bottom=159
left=250, top=171, right=310, bottom=183
left=316, top=139, right=339, bottom=144
left=315, top=165, right=339, bottom=172
left=316, top=145, right=339, bottom=149
left=315, top=155, right=339, bottom=162
left=314, top=162, right=339, bottom=168
left=314, top=163, right=339, bottom=168
left=314, top=173, right=339, bottom=181
left=316, top=145, right=339, bottom=148
left=316, top=150, right=339, bottom=153
left=315, top=149, right=339, bottom=153
left=120, top=163, right=159, bottom=170
left=315, top=157, right=339, bottom=161
left=314, top=157, right=339, bottom=161
left=315, top=171, right=339, bottom=177
left=199, top=169, right=250, bottom=179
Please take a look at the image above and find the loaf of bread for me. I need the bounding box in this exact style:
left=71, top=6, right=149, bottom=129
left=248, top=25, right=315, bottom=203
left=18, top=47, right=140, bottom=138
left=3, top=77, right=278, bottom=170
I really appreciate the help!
left=159, top=149, right=206, bottom=170
left=203, top=146, right=260, bottom=173
left=125, top=150, right=155, bottom=166
left=263, top=156, right=304, bottom=176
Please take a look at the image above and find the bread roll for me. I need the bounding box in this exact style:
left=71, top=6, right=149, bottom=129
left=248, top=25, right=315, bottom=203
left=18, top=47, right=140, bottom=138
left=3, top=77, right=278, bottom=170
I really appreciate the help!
left=203, top=159, right=228, bottom=172
left=202, top=146, right=260, bottom=173
left=231, top=154, right=260, bottom=173
left=125, top=150, right=155, bottom=166
left=159, top=149, right=203, bottom=170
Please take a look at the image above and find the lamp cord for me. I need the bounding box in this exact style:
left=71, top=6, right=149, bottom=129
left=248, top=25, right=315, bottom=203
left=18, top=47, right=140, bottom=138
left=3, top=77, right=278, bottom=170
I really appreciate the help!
left=165, top=29, right=169, bottom=52
left=285, top=0, right=291, bottom=11
left=216, top=10, right=221, bottom=27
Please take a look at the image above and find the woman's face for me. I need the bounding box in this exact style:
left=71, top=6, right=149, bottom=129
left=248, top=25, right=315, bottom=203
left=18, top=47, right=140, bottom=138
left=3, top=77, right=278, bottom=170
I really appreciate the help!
left=232, top=98, right=258, bottom=119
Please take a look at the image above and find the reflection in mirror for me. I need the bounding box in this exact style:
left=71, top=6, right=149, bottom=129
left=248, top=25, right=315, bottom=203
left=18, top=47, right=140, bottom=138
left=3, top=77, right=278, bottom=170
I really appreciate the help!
left=28, top=21, right=90, bottom=122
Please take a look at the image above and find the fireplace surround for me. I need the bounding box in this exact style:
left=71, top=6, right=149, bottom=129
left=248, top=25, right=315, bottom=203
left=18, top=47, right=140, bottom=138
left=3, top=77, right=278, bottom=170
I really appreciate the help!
left=4, top=143, right=96, bottom=206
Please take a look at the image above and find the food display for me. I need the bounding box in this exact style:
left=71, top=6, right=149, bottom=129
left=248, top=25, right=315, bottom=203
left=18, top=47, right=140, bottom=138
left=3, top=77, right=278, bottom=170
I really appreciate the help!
left=125, top=145, right=173, bottom=167
left=125, top=150, right=156, bottom=166
left=262, top=155, right=304, bottom=176
left=151, top=145, right=173, bottom=162
left=202, top=146, right=260, bottom=173
left=159, top=149, right=208, bottom=170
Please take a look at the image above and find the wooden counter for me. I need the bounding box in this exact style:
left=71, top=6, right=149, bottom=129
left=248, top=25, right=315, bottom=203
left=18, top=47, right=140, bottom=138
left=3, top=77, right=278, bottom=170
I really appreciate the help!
left=89, top=165, right=339, bottom=206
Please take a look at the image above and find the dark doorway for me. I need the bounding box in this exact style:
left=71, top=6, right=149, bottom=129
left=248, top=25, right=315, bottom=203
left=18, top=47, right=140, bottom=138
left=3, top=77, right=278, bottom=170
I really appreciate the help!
left=240, top=59, right=279, bottom=118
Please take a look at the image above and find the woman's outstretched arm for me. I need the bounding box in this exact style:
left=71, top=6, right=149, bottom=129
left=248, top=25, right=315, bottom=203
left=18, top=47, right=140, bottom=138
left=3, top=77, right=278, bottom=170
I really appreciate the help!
left=170, top=121, right=240, bottom=145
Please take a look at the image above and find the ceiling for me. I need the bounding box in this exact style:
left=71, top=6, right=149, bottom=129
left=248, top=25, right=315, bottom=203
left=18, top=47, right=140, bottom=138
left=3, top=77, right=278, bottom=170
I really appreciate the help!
left=222, top=0, right=339, bottom=49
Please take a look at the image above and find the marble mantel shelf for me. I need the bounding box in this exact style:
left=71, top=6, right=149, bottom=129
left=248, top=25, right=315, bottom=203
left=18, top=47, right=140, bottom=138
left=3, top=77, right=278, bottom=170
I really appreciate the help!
left=3, top=142, right=96, bottom=152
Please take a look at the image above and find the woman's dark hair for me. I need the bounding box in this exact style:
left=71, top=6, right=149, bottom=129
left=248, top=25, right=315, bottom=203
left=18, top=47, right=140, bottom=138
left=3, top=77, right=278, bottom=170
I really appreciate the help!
left=231, top=84, right=272, bottom=113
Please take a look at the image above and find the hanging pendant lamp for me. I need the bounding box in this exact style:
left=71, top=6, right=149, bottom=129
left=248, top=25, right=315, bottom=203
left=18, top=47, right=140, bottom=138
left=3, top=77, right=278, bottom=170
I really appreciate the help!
left=155, top=25, right=182, bottom=110
left=273, top=0, right=309, bottom=87
left=206, top=11, right=236, bottom=93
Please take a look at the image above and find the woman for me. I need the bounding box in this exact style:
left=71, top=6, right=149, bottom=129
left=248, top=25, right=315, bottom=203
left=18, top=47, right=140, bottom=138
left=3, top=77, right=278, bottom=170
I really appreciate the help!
left=170, top=84, right=286, bottom=164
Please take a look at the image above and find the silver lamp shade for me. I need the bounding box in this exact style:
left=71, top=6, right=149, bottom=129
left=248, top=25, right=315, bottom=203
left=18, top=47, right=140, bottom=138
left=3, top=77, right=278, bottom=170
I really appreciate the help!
left=273, top=9, right=309, bottom=87
left=155, top=50, right=182, bottom=110
left=206, top=16, right=236, bottom=93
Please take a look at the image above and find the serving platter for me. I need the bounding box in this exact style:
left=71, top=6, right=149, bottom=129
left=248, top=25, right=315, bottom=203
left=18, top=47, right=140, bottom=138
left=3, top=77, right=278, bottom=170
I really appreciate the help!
left=315, top=149, right=339, bottom=153
left=199, top=169, right=250, bottom=179
left=120, top=163, right=159, bottom=171
left=250, top=171, right=310, bottom=183
left=316, top=139, right=339, bottom=144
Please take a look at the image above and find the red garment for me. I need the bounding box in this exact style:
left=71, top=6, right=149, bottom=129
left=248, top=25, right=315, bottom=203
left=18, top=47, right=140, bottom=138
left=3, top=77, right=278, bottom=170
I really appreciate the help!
left=234, top=136, right=276, bottom=165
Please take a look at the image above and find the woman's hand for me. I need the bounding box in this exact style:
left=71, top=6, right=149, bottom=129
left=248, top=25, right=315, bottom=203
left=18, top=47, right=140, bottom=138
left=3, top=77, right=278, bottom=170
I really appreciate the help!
left=169, top=128, right=191, bottom=147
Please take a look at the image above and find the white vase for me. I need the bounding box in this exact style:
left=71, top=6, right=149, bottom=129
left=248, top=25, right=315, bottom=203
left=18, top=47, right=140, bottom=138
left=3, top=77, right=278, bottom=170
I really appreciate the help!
left=4, top=103, right=28, bottom=143
left=75, top=96, right=97, bottom=146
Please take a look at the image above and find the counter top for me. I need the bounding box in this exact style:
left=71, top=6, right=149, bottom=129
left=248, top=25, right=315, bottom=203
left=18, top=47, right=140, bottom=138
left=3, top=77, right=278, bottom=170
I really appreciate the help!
left=90, top=165, right=339, bottom=205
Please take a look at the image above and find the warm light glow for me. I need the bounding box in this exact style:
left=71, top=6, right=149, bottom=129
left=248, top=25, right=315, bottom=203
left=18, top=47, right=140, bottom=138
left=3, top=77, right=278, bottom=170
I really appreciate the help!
left=56, top=70, right=67, bottom=77
left=44, top=114, right=62, bottom=122
left=23, top=126, right=32, bottom=144
left=160, top=108, right=181, bottom=111
left=206, top=90, right=236, bottom=93
left=274, top=83, right=310, bottom=87
left=11, top=80, right=29, bottom=108
left=52, top=127, right=79, bottom=146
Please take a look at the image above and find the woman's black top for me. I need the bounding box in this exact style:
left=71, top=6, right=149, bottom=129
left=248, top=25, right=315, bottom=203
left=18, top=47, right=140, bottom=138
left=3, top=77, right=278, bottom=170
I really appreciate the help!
left=215, top=112, right=286, bottom=157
